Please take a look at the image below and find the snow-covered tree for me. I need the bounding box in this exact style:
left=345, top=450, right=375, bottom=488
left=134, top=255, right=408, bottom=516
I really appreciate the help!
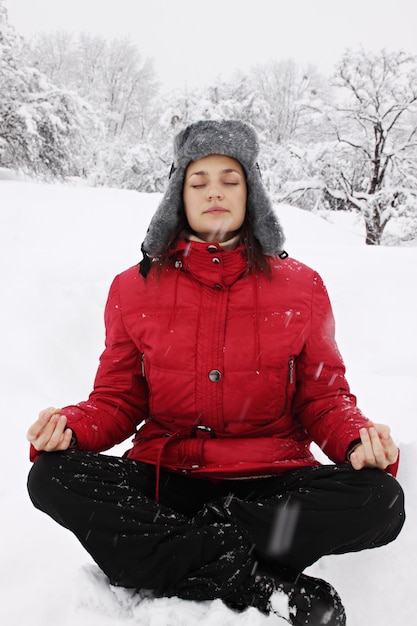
left=0, top=3, right=98, bottom=178
left=23, top=30, right=160, bottom=184
left=249, top=60, right=330, bottom=144
left=328, top=48, right=417, bottom=244
left=25, top=31, right=159, bottom=142
left=274, top=49, right=417, bottom=244
left=23, top=29, right=75, bottom=85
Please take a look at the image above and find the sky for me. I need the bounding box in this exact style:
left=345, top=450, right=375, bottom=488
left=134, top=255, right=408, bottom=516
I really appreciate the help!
left=6, top=0, right=417, bottom=90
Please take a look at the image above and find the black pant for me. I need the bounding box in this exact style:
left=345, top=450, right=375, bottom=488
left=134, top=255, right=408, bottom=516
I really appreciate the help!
left=27, top=450, right=404, bottom=602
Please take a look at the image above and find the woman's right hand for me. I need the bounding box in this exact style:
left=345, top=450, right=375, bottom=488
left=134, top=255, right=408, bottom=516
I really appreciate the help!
left=27, top=407, right=73, bottom=452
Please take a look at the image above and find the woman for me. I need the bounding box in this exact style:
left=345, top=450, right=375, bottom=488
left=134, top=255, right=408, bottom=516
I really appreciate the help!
left=27, top=120, right=404, bottom=626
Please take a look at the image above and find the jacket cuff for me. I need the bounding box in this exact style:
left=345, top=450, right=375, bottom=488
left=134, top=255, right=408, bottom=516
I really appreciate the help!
left=346, top=439, right=362, bottom=461
left=386, top=450, right=400, bottom=477
left=29, top=443, right=42, bottom=463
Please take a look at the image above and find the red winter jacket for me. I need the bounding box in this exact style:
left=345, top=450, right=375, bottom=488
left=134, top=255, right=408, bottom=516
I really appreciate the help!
left=31, top=240, right=388, bottom=477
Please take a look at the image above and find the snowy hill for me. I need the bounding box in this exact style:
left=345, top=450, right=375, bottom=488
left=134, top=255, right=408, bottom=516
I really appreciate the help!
left=1, top=179, right=416, bottom=625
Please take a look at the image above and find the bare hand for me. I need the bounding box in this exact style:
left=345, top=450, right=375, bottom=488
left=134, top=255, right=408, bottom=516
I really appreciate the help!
left=350, top=423, right=399, bottom=471
left=27, top=407, right=73, bottom=453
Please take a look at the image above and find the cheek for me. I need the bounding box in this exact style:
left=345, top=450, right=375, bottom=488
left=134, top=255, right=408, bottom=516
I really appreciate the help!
left=236, top=193, right=247, bottom=223
left=237, top=186, right=247, bottom=208
left=183, top=193, right=195, bottom=223
left=184, top=203, right=196, bottom=226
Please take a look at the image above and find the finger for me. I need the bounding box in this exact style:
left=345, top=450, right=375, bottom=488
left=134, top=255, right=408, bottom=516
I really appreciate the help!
left=27, top=412, right=59, bottom=445
left=58, top=427, right=73, bottom=451
left=368, top=427, right=387, bottom=467
left=27, top=416, right=53, bottom=443
left=373, top=423, right=399, bottom=465
left=27, top=407, right=60, bottom=442
left=359, top=426, right=387, bottom=468
left=383, top=438, right=399, bottom=465
left=359, top=427, right=376, bottom=466
left=37, top=407, right=61, bottom=426
left=373, top=423, right=391, bottom=438
left=42, top=414, right=68, bottom=452
left=47, top=425, right=73, bottom=452
left=29, top=412, right=64, bottom=451
left=350, top=446, right=366, bottom=470
left=360, top=426, right=399, bottom=470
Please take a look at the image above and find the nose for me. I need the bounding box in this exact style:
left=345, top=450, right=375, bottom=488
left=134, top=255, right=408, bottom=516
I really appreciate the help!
left=207, top=185, right=223, bottom=200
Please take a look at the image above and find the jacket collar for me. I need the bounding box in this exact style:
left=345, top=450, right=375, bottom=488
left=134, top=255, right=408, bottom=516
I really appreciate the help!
left=172, top=238, right=248, bottom=288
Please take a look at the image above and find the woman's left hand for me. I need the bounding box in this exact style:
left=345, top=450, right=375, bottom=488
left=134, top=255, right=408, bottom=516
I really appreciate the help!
left=349, top=423, right=399, bottom=470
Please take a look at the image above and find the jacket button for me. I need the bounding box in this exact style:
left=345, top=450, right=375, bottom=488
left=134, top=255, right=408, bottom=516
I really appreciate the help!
left=212, top=257, right=221, bottom=264
left=214, top=283, right=222, bottom=290
left=208, top=369, right=222, bottom=382
left=207, top=245, right=218, bottom=253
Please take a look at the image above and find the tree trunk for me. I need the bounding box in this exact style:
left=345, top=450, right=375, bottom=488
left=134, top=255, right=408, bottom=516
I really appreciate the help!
left=364, top=211, right=383, bottom=245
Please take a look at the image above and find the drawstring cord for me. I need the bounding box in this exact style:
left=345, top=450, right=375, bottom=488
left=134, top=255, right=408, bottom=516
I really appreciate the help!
left=154, top=424, right=215, bottom=501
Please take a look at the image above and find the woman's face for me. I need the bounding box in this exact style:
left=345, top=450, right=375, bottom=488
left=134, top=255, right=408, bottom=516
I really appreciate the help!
left=183, top=154, right=247, bottom=242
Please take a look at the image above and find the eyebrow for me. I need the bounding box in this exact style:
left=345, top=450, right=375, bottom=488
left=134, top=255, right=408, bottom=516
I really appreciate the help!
left=189, top=168, right=242, bottom=178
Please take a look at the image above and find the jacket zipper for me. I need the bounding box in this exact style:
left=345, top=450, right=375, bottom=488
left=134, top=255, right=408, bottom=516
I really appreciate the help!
left=141, top=352, right=146, bottom=378
left=288, top=356, right=295, bottom=384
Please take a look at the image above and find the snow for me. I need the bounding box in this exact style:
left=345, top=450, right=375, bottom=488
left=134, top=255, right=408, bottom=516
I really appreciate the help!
left=1, top=178, right=416, bottom=625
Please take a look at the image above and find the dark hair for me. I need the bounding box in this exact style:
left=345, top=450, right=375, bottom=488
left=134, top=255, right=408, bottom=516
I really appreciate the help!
left=154, top=209, right=272, bottom=278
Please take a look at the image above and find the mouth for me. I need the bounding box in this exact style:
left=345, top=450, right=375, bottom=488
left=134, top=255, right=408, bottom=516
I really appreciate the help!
left=203, top=207, right=228, bottom=214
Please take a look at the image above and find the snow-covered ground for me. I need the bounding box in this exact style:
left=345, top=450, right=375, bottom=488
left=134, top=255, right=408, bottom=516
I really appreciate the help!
left=1, top=178, right=416, bottom=625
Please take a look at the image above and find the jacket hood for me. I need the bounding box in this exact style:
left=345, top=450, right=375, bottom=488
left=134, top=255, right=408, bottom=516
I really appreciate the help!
left=141, top=119, right=285, bottom=259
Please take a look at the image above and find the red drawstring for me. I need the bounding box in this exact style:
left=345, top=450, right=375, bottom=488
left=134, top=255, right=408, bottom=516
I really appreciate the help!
left=153, top=426, right=194, bottom=502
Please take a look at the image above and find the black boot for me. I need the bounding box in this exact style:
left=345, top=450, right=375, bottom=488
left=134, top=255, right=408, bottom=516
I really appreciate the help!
left=273, top=572, right=346, bottom=626
left=224, top=570, right=346, bottom=625
left=223, top=575, right=277, bottom=615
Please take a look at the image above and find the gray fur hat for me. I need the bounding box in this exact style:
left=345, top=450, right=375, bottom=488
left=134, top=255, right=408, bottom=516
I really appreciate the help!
left=142, top=119, right=285, bottom=258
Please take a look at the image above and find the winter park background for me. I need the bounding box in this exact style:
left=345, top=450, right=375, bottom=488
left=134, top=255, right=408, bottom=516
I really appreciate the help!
left=2, top=0, right=417, bottom=624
